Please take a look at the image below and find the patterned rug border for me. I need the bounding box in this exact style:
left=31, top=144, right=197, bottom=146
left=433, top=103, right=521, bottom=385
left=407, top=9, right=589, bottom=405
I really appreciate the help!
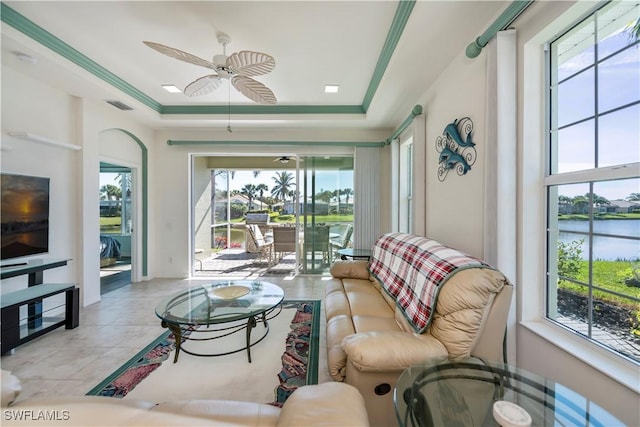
left=86, top=299, right=320, bottom=404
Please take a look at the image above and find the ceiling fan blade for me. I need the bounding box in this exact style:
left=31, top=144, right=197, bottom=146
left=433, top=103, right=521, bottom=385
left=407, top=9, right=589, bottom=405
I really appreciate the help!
left=143, top=41, right=215, bottom=70
left=184, top=75, right=222, bottom=97
left=227, top=51, right=275, bottom=76
left=232, top=76, right=277, bottom=104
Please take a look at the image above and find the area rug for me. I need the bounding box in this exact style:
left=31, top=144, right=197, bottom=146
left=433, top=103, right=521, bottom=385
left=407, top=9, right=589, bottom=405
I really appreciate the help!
left=87, top=300, right=320, bottom=406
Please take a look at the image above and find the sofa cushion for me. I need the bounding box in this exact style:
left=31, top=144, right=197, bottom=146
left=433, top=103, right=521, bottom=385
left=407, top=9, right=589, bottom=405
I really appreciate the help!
left=329, top=260, right=370, bottom=279
left=342, top=331, right=448, bottom=371
left=430, top=268, right=507, bottom=358
left=343, top=282, right=394, bottom=318
left=326, top=314, right=355, bottom=380
left=369, top=233, right=490, bottom=333
left=153, top=400, right=280, bottom=426
left=276, top=383, right=369, bottom=427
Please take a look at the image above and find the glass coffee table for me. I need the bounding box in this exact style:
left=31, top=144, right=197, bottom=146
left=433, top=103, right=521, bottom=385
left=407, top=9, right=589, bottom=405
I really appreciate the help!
left=394, top=357, right=623, bottom=427
left=155, top=280, right=284, bottom=363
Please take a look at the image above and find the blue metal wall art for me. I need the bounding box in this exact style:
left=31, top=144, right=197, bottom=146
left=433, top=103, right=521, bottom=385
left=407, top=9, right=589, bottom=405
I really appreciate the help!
left=436, top=117, right=477, bottom=182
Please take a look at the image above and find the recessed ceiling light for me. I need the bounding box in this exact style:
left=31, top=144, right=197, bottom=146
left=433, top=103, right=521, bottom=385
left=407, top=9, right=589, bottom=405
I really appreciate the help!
left=162, top=84, right=182, bottom=93
left=324, top=85, right=339, bottom=93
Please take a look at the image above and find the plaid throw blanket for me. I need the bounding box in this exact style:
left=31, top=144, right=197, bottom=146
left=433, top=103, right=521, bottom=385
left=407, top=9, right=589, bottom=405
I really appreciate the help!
left=368, top=233, right=490, bottom=333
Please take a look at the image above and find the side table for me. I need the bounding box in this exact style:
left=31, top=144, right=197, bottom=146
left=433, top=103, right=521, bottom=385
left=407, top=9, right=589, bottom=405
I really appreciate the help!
left=394, top=357, right=623, bottom=427
left=336, top=248, right=372, bottom=261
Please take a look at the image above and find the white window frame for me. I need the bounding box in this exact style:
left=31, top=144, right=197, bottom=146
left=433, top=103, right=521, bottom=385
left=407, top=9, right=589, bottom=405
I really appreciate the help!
left=520, top=0, right=640, bottom=393
left=399, top=137, right=414, bottom=234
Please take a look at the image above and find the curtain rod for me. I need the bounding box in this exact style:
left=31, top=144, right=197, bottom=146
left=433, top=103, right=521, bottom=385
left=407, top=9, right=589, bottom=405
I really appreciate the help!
left=384, top=104, right=423, bottom=145
left=466, top=0, right=534, bottom=59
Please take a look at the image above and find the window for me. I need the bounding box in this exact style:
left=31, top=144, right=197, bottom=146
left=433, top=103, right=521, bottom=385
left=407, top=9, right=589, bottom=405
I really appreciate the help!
left=546, top=0, right=640, bottom=363
left=399, top=137, right=414, bottom=233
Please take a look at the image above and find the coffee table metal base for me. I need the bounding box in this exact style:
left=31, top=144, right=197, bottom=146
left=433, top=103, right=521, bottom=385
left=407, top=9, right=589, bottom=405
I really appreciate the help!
left=162, top=303, right=282, bottom=363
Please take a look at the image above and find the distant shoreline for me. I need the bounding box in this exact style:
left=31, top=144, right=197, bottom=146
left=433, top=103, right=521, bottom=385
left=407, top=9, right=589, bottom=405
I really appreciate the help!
left=558, top=214, right=640, bottom=221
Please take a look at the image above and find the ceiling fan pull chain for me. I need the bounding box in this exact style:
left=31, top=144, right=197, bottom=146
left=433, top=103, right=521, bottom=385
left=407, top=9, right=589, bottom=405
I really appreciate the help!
left=227, top=81, right=232, bottom=133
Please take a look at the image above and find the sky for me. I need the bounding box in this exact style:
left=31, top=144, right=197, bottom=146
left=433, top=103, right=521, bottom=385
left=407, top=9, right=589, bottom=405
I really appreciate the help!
left=552, top=10, right=639, bottom=200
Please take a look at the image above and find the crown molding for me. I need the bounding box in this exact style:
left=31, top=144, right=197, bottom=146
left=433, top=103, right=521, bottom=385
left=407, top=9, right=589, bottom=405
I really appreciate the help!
left=160, top=104, right=365, bottom=115
left=166, top=139, right=385, bottom=147
left=362, top=0, right=416, bottom=112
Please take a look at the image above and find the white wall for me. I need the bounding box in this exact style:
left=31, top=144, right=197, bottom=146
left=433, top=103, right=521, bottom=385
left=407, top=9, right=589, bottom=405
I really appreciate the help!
left=1, top=65, right=78, bottom=294
left=82, top=101, right=155, bottom=302
left=1, top=63, right=156, bottom=306
left=421, top=50, right=488, bottom=257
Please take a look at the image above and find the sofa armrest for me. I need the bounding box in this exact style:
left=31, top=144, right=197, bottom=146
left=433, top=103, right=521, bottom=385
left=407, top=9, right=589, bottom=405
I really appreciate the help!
left=277, top=382, right=369, bottom=427
left=342, top=332, right=448, bottom=372
left=1, top=370, right=21, bottom=407
left=329, top=260, right=370, bottom=279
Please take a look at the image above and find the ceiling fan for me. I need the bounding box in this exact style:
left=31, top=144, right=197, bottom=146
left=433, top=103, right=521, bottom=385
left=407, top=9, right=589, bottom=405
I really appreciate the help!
left=144, top=32, right=277, bottom=104
left=273, top=156, right=303, bottom=164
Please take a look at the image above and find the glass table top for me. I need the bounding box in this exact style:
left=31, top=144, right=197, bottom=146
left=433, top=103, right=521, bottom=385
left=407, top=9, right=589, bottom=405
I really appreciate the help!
left=155, top=280, right=284, bottom=326
left=394, top=357, right=624, bottom=427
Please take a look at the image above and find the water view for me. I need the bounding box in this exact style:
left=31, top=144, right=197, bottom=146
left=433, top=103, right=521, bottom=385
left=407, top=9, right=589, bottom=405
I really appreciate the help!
left=558, top=219, right=640, bottom=261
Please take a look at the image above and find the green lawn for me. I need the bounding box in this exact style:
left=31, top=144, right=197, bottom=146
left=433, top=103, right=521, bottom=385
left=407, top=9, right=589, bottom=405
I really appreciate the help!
left=559, top=260, right=640, bottom=310
left=100, top=216, right=121, bottom=233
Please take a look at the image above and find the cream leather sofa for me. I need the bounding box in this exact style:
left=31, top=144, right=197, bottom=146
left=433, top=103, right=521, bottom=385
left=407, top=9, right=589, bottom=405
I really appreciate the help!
left=1, top=370, right=369, bottom=426
left=325, top=233, right=513, bottom=427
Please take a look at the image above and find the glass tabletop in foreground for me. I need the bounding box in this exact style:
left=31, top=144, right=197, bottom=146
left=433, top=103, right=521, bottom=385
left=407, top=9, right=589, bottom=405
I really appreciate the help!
left=155, top=280, right=284, bottom=326
left=394, top=356, right=624, bottom=427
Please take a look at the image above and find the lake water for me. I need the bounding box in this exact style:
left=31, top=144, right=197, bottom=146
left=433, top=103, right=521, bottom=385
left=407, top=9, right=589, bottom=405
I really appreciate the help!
left=557, top=219, right=640, bottom=261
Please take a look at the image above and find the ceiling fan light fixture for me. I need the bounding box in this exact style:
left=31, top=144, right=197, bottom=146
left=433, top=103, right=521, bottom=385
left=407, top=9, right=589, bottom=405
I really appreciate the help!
left=144, top=33, right=276, bottom=104
left=279, top=157, right=290, bottom=164
left=324, top=84, right=340, bottom=93
left=161, top=84, right=182, bottom=93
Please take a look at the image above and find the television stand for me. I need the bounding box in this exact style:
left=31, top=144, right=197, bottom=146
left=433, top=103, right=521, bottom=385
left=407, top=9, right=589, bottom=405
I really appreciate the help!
left=0, top=258, right=79, bottom=354
left=0, top=262, right=29, bottom=268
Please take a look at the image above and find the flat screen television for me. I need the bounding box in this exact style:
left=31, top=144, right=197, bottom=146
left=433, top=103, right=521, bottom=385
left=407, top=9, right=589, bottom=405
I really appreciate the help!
left=1, top=173, right=50, bottom=261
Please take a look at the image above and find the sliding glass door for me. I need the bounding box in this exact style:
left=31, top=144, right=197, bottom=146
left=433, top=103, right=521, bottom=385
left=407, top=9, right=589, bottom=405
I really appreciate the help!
left=300, top=156, right=354, bottom=274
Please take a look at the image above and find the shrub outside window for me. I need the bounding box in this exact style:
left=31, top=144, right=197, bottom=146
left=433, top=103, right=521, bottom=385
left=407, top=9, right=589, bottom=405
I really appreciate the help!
left=546, top=0, right=640, bottom=363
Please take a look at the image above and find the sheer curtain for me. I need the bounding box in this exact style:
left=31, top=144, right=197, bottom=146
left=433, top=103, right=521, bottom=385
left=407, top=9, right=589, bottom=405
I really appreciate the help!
left=483, top=29, right=517, bottom=361
left=354, top=147, right=381, bottom=250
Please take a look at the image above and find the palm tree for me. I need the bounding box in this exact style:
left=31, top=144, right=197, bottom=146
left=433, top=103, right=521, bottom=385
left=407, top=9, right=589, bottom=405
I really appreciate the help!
left=100, top=184, right=121, bottom=216
left=271, top=171, right=295, bottom=203
left=572, top=195, right=589, bottom=214
left=240, top=184, right=258, bottom=211
left=626, top=193, right=640, bottom=201
left=558, top=195, right=573, bottom=214
left=316, top=190, right=333, bottom=203
left=256, top=183, right=269, bottom=210
left=342, top=188, right=353, bottom=205
left=591, top=193, right=610, bottom=209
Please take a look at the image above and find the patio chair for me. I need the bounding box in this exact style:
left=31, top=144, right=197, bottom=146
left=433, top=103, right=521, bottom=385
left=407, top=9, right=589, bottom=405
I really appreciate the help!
left=272, top=226, right=298, bottom=262
left=330, top=224, right=353, bottom=258
left=246, top=224, right=274, bottom=266
left=304, top=225, right=331, bottom=265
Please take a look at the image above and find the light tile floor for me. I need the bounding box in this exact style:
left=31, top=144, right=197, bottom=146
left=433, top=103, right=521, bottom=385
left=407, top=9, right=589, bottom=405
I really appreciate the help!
left=1, top=275, right=333, bottom=403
